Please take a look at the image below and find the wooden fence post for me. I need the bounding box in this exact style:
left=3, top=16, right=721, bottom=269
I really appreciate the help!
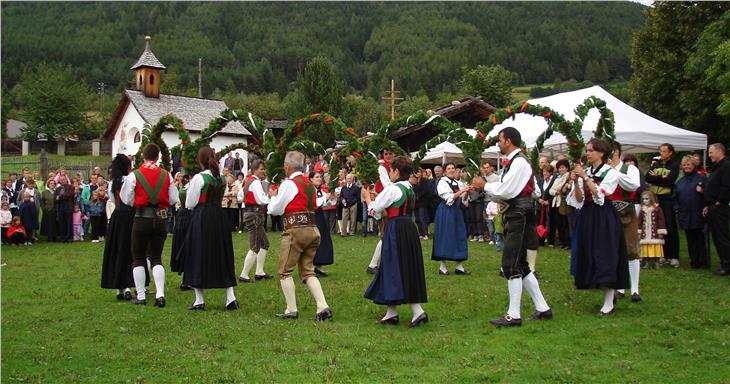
left=40, top=149, right=48, bottom=181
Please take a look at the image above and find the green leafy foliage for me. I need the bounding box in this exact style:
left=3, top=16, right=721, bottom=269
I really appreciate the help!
left=460, top=65, right=514, bottom=108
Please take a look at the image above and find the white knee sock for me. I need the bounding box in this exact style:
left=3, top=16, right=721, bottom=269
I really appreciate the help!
left=241, top=250, right=256, bottom=279
left=527, top=249, right=538, bottom=272
left=439, top=261, right=448, bottom=274
left=225, top=287, right=236, bottom=306
left=280, top=277, right=297, bottom=314
left=306, top=277, right=329, bottom=312
left=410, top=303, right=424, bottom=322
left=523, top=273, right=550, bottom=312
left=455, top=262, right=465, bottom=272
left=601, top=288, right=615, bottom=313
left=132, top=266, right=147, bottom=300
left=629, top=259, right=640, bottom=295
left=193, top=287, right=205, bottom=305
left=255, top=249, right=268, bottom=276
left=507, top=278, right=523, bottom=319
left=368, top=240, right=382, bottom=268
left=383, top=305, right=398, bottom=320
left=152, top=265, right=165, bottom=299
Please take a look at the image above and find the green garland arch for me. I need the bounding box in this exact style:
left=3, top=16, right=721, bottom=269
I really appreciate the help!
left=133, top=113, right=187, bottom=171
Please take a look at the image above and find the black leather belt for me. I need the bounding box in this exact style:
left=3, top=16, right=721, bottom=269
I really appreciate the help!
left=244, top=205, right=265, bottom=213
left=136, top=207, right=168, bottom=219
left=283, top=211, right=316, bottom=230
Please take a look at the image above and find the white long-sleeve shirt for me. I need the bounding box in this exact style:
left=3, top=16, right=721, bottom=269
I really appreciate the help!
left=566, top=163, right=620, bottom=209
left=267, top=171, right=312, bottom=216
left=236, top=175, right=270, bottom=206
left=185, top=170, right=217, bottom=210
left=120, top=162, right=178, bottom=207
left=613, top=161, right=641, bottom=193
left=483, top=148, right=532, bottom=201
left=378, top=162, right=392, bottom=190
left=437, top=177, right=465, bottom=206
left=315, top=189, right=328, bottom=209
left=368, top=181, right=412, bottom=220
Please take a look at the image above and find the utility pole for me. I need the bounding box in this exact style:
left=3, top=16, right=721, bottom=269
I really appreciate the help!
left=97, top=82, right=106, bottom=114
left=382, top=79, right=403, bottom=120
left=198, top=58, right=203, bottom=98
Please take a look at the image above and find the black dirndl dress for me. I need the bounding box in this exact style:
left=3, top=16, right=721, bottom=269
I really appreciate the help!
left=170, top=188, right=189, bottom=274
left=365, top=185, right=427, bottom=305
left=183, top=174, right=237, bottom=289
left=313, top=188, right=334, bottom=266
left=573, top=179, right=629, bottom=290
left=431, top=178, right=468, bottom=262
left=101, top=198, right=136, bottom=289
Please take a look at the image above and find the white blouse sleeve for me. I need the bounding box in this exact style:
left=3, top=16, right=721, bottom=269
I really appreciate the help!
left=119, top=174, right=136, bottom=206
left=566, top=178, right=584, bottom=210
left=369, top=184, right=403, bottom=220
left=185, top=174, right=204, bottom=209
left=593, top=168, right=619, bottom=207
left=251, top=179, right=270, bottom=205
left=437, top=178, right=455, bottom=206
left=316, top=192, right=327, bottom=208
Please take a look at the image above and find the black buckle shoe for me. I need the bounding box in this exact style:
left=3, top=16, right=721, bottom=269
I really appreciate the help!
left=529, top=309, right=553, bottom=320
left=116, top=293, right=125, bottom=301
left=225, top=300, right=239, bottom=311
left=314, top=268, right=329, bottom=277
left=179, top=284, right=192, bottom=291
left=407, top=313, right=429, bottom=328
left=154, top=297, right=166, bottom=308
left=254, top=274, right=273, bottom=281
left=131, top=298, right=147, bottom=306
left=454, top=269, right=471, bottom=275
left=615, top=291, right=626, bottom=300
left=189, top=303, right=205, bottom=310
left=312, top=307, right=333, bottom=321
left=366, top=267, right=378, bottom=275
left=123, top=291, right=133, bottom=300
left=238, top=277, right=253, bottom=283
left=275, top=311, right=299, bottom=320
left=378, top=315, right=400, bottom=325
left=490, top=315, right=522, bottom=327
left=631, top=293, right=642, bottom=303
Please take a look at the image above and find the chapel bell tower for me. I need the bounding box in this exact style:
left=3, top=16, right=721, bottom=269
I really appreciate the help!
left=130, top=36, right=166, bottom=98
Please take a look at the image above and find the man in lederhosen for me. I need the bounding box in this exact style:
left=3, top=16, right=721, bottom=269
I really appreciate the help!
left=121, top=144, right=178, bottom=307
left=267, top=151, right=332, bottom=321
left=366, top=148, right=395, bottom=274
left=237, top=159, right=272, bottom=283
left=609, top=142, right=642, bottom=302
left=472, top=127, right=552, bottom=327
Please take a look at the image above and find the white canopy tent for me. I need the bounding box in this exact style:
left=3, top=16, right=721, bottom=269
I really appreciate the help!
left=500, top=86, right=707, bottom=155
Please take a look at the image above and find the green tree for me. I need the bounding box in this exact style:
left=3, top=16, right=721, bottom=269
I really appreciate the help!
left=630, top=2, right=730, bottom=141
left=1, top=84, right=12, bottom=139
left=398, top=95, right=432, bottom=116
left=160, top=70, right=179, bottom=95
left=15, top=63, right=89, bottom=140
left=460, top=65, right=514, bottom=108
left=340, top=94, right=385, bottom=136
left=300, top=57, right=343, bottom=116
left=585, top=60, right=609, bottom=83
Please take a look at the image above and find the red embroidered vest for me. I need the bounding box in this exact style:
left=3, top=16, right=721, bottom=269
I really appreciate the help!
left=606, top=164, right=636, bottom=202
left=284, top=175, right=316, bottom=214
left=133, top=165, right=170, bottom=209
left=243, top=175, right=260, bottom=206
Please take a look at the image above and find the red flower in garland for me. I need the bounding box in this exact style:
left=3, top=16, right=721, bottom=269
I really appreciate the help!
left=476, top=130, right=485, bottom=138
left=323, top=117, right=334, bottom=124
left=506, top=107, right=513, bottom=116
left=352, top=151, right=364, bottom=159
left=309, top=113, right=321, bottom=122
left=344, top=129, right=357, bottom=137
left=520, top=101, right=528, bottom=113
left=181, top=140, right=189, bottom=145
left=492, top=115, right=497, bottom=125
left=543, top=112, right=552, bottom=118
left=569, top=141, right=580, bottom=148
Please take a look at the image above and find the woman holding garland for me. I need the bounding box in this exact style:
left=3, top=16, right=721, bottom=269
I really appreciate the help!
left=567, top=138, right=629, bottom=316
left=431, top=162, right=471, bottom=275
left=364, top=156, right=428, bottom=327
left=183, top=147, right=238, bottom=311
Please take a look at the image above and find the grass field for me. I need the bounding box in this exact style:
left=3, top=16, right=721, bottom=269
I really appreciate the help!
left=2, top=230, right=729, bottom=383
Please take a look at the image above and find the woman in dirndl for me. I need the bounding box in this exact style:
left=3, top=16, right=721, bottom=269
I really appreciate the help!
left=101, top=154, right=137, bottom=301
left=364, top=156, right=428, bottom=327
left=310, top=171, right=334, bottom=276
left=567, top=138, right=629, bottom=316
left=182, top=147, right=238, bottom=311
left=431, top=162, right=470, bottom=275
left=170, top=172, right=190, bottom=288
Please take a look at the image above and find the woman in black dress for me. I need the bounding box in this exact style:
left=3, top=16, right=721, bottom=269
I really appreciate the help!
left=182, top=147, right=238, bottom=311
left=310, top=171, right=334, bottom=276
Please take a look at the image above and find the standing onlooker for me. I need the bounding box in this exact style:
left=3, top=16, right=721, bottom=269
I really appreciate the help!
left=413, top=169, right=433, bottom=240
left=86, top=190, right=107, bottom=242
left=33, top=172, right=44, bottom=191
left=222, top=175, right=240, bottom=232
left=339, top=173, right=360, bottom=236
left=54, top=168, right=71, bottom=186
left=537, top=165, right=556, bottom=247
left=638, top=191, right=666, bottom=269
left=223, top=152, right=235, bottom=174
left=694, top=152, right=707, bottom=177
left=673, top=155, right=708, bottom=269
left=645, top=143, right=680, bottom=267
left=0, top=202, right=12, bottom=244
left=703, top=143, right=730, bottom=276
left=549, top=159, right=571, bottom=249
left=72, top=204, right=84, bottom=241
left=485, top=200, right=499, bottom=245
left=3, top=179, right=19, bottom=217
left=18, top=192, right=38, bottom=245
left=467, top=169, right=486, bottom=242
left=55, top=177, right=76, bottom=243
left=232, top=152, right=243, bottom=177
left=40, top=179, right=57, bottom=242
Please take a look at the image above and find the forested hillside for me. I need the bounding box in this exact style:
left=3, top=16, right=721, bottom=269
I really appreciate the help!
left=1, top=2, right=645, bottom=98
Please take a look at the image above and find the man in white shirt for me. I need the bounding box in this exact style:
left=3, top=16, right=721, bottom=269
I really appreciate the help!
left=267, top=151, right=332, bottom=321
left=471, top=127, right=552, bottom=327
left=610, top=142, right=642, bottom=302
left=237, top=159, right=272, bottom=283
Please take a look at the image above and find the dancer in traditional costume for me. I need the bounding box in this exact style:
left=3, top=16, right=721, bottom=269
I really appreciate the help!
left=236, top=159, right=272, bottom=283
left=120, top=144, right=178, bottom=307
left=567, top=138, right=629, bottom=316
left=364, top=156, right=428, bottom=327
left=310, top=171, right=334, bottom=276
left=366, top=149, right=395, bottom=274
left=183, top=147, right=239, bottom=310
left=472, top=127, right=552, bottom=327
left=268, top=151, right=332, bottom=321
left=431, top=163, right=470, bottom=275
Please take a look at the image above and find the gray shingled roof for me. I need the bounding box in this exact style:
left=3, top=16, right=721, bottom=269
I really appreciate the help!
left=125, top=90, right=250, bottom=136
left=130, top=39, right=166, bottom=70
